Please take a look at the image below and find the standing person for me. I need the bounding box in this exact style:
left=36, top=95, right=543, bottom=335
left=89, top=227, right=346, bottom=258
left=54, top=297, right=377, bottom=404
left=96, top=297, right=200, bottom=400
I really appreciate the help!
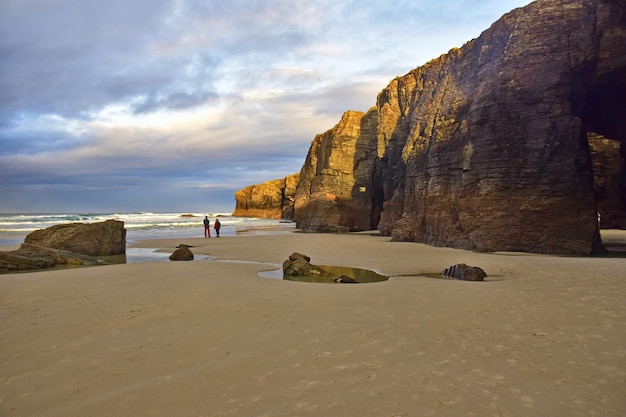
left=213, top=218, right=221, bottom=237
left=203, top=216, right=211, bottom=238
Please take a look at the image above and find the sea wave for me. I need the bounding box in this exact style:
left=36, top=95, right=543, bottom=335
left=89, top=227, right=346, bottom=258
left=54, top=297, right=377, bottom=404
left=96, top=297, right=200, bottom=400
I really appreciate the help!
left=0, top=212, right=294, bottom=245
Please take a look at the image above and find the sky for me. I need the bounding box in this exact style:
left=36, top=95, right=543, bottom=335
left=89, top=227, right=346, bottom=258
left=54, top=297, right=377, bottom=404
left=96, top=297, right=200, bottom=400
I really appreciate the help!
left=0, top=0, right=532, bottom=214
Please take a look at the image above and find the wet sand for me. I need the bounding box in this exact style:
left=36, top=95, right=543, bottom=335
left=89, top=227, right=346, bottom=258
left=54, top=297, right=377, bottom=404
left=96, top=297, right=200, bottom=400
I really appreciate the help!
left=1, top=230, right=625, bottom=416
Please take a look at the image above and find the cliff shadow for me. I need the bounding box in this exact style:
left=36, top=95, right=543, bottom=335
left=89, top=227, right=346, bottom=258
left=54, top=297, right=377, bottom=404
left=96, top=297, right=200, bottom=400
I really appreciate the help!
left=571, top=60, right=626, bottom=232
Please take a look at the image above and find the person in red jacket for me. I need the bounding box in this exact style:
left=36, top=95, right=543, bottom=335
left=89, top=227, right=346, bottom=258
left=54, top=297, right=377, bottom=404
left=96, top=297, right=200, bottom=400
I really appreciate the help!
left=213, top=218, right=221, bottom=237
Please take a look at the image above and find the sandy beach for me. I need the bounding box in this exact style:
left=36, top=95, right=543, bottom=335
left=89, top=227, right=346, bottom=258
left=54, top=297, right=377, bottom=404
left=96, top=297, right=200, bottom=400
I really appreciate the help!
left=1, top=230, right=625, bottom=417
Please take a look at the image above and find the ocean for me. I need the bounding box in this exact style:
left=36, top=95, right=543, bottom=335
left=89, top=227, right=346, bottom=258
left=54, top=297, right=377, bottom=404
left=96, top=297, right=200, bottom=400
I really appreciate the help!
left=0, top=212, right=295, bottom=248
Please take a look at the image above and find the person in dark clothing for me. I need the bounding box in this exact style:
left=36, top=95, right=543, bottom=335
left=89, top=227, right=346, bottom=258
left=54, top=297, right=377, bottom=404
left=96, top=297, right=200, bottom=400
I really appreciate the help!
left=203, top=216, right=211, bottom=238
left=213, top=218, right=221, bottom=237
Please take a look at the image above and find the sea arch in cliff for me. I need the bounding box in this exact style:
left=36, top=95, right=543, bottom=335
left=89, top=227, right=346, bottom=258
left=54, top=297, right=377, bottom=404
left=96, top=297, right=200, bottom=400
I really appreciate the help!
left=571, top=29, right=626, bottom=230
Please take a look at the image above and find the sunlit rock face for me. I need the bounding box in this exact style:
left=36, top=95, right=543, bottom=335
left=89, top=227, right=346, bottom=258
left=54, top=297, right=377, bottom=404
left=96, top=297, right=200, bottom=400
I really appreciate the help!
left=237, top=0, right=626, bottom=255
left=295, top=0, right=626, bottom=255
left=1, top=220, right=126, bottom=272
left=233, top=173, right=300, bottom=220
left=294, top=110, right=380, bottom=232
left=24, top=219, right=126, bottom=256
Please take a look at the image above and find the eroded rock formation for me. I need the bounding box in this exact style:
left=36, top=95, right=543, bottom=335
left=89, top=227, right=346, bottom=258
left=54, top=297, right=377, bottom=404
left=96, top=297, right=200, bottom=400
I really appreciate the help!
left=236, top=0, right=626, bottom=255
left=0, top=220, right=126, bottom=272
left=293, top=110, right=379, bottom=232
left=233, top=173, right=300, bottom=220
left=0, top=244, right=109, bottom=271
left=282, top=252, right=325, bottom=277
left=294, top=0, right=626, bottom=255
left=24, top=219, right=126, bottom=256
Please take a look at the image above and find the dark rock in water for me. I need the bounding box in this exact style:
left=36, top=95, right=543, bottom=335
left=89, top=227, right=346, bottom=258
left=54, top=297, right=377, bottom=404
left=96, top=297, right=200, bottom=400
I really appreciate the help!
left=169, top=244, right=194, bottom=261
left=0, top=243, right=109, bottom=272
left=333, top=275, right=357, bottom=284
left=282, top=252, right=325, bottom=276
left=25, top=219, right=126, bottom=256
left=281, top=255, right=385, bottom=284
left=441, top=264, right=487, bottom=281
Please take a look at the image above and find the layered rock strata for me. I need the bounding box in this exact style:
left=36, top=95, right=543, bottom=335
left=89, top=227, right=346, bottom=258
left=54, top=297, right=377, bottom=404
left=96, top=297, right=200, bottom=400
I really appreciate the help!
left=24, top=219, right=126, bottom=256
left=0, top=220, right=126, bottom=272
left=294, top=110, right=379, bottom=232
left=233, top=174, right=299, bottom=220
left=0, top=244, right=109, bottom=271
left=295, top=0, right=626, bottom=255
left=589, top=133, right=626, bottom=229
left=236, top=0, right=626, bottom=255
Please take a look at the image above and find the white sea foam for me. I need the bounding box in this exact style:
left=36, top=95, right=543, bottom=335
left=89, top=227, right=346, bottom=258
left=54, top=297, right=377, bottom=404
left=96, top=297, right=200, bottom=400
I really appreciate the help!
left=0, top=212, right=294, bottom=246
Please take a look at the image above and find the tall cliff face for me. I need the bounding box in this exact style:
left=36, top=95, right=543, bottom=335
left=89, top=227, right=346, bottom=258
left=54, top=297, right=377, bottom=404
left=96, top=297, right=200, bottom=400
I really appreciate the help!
left=293, top=0, right=626, bottom=255
left=293, top=110, right=380, bottom=232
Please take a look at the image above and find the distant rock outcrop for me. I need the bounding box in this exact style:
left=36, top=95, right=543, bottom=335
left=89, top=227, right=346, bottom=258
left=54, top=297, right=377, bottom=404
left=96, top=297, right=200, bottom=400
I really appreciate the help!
left=24, top=219, right=126, bottom=256
left=237, top=0, right=626, bottom=255
left=294, top=110, right=379, bottom=232
left=233, top=173, right=300, bottom=220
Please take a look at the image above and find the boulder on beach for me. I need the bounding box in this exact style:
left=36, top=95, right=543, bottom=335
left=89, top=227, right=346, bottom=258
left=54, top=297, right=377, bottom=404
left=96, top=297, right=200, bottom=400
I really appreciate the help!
left=24, top=219, right=126, bottom=256
left=169, top=244, right=194, bottom=261
left=441, top=263, right=487, bottom=281
left=333, top=275, right=357, bottom=284
left=1, top=220, right=126, bottom=272
left=282, top=252, right=325, bottom=276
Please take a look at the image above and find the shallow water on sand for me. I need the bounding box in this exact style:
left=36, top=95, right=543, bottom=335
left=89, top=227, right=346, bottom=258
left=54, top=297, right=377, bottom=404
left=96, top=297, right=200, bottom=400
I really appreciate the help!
left=259, top=264, right=388, bottom=284
left=103, top=248, right=212, bottom=264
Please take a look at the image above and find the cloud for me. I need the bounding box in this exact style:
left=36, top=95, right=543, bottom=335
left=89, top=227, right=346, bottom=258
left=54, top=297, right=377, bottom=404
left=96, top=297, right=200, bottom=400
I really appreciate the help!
left=0, top=0, right=532, bottom=213
left=0, top=1, right=174, bottom=119
left=132, top=91, right=220, bottom=114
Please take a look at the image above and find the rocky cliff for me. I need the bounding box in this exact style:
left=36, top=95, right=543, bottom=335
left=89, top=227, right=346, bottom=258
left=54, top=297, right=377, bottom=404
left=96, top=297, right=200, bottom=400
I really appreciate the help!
left=233, top=173, right=300, bottom=219
left=237, top=0, right=626, bottom=255
left=293, top=110, right=380, bottom=232
left=589, top=132, right=626, bottom=229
